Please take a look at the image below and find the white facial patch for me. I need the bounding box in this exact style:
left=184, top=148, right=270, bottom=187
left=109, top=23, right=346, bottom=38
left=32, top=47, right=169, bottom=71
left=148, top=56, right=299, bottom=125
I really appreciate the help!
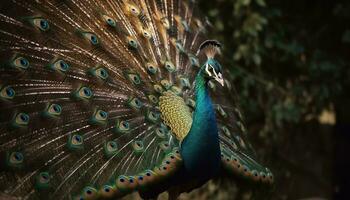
left=205, top=64, right=224, bottom=86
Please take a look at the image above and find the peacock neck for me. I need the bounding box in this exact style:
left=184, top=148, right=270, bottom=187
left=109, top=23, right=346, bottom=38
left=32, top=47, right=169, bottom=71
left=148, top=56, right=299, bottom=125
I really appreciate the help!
left=194, top=71, right=209, bottom=107
left=180, top=68, right=221, bottom=179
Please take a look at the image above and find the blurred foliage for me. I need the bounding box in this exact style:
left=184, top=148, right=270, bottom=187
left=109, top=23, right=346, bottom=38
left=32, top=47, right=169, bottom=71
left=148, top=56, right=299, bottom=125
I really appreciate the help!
left=196, top=0, right=350, bottom=199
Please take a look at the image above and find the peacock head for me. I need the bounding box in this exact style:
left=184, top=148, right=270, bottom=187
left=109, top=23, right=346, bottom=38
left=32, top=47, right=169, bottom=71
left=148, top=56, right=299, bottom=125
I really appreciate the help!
left=199, top=40, right=224, bottom=86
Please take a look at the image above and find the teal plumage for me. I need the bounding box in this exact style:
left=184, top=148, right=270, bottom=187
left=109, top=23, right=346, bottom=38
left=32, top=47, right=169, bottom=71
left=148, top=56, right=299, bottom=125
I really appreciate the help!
left=0, top=0, right=273, bottom=199
left=181, top=65, right=221, bottom=179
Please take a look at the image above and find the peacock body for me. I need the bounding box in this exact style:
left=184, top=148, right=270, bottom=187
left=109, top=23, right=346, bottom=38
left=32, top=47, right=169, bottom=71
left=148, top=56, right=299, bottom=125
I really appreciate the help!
left=0, top=0, right=273, bottom=199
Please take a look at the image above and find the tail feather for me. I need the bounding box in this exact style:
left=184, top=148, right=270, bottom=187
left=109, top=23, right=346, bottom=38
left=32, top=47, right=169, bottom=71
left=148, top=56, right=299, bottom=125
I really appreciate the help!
left=0, top=0, right=272, bottom=199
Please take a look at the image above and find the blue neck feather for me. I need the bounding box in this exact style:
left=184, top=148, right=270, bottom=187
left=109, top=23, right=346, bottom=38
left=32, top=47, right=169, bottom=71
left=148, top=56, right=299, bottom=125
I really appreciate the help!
left=180, top=66, right=221, bottom=179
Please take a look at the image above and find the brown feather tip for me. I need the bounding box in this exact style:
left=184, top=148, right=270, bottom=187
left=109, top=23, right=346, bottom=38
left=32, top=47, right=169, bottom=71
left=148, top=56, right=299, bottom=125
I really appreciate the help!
left=198, top=40, right=222, bottom=58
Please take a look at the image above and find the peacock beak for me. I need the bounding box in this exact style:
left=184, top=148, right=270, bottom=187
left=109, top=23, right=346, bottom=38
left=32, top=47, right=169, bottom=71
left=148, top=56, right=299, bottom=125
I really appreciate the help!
left=215, top=72, right=225, bottom=87
left=217, top=78, right=224, bottom=87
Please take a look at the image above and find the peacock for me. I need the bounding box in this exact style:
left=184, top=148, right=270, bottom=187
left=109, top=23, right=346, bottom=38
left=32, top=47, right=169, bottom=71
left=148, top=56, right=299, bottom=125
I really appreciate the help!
left=0, top=0, right=273, bottom=199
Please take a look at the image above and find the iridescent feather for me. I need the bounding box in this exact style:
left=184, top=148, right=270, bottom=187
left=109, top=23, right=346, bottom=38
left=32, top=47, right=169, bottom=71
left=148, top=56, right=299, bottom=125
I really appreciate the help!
left=0, top=0, right=273, bottom=199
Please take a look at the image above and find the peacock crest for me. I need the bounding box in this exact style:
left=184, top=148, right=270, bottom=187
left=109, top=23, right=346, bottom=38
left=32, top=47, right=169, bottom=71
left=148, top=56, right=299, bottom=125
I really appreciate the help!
left=0, top=0, right=273, bottom=199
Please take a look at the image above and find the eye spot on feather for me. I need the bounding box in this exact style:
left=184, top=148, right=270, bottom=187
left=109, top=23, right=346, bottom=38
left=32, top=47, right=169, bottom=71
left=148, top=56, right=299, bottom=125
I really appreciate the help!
left=153, top=84, right=164, bottom=94
left=116, top=175, right=137, bottom=193
left=35, top=172, right=50, bottom=190
left=7, top=151, right=24, bottom=168
left=67, top=134, right=84, bottom=151
left=0, top=86, right=15, bottom=100
left=90, top=109, right=108, bottom=125
left=159, top=141, right=171, bottom=153
left=102, top=15, right=117, bottom=27
left=188, top=54, right=200, bottom=68
left=43, top=103, right=62, bottom=118
left=73, top=86, right=93, bottom=101
left=126, top=4, right=141, bottom=16
left=127, top=37, right=138, bottom=49
left=104, top=141, right=118, bottom=158
left=99, top=184, right=118, bottom=198
left=125, top=72, right=141, bottom=85
left=82, top=186, right=98, bottom=199
left=10, top=56, right=30, bottom=70
left=160, top=79, right=172, bottom=90
left=48, top=59, right=70, bottom=73
left=141, top=28, right=152, bottom=39
left=127, top=97, right=143, bottom=110
left=164, top=61, right=176, bottom=73
left=145, top=63, right=158, bottom=74
left=155, top=127, right=167, bottom=139
left=28, top=17, right=50, bottom=31
left=132, top=141, right=144, bottom=154
left=12, top=112, right=30, bottom=128
left=78, top=31, right=99, bottom=45
left=147, top=94, right=158, bottom=104
left=88, top=66, right=109, bottom=81
left=114, top=119, right=130, bottom=134
left=146, top=110, right=159, bottom=123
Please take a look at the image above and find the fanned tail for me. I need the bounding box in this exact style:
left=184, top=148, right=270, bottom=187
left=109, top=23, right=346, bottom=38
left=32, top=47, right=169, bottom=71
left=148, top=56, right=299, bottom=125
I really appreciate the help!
left=0, top=0, right=272, bottom=199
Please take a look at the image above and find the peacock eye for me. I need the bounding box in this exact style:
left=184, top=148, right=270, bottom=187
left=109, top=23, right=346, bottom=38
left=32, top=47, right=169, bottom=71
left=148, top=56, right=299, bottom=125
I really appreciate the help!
left=81, top=32, right=99, bottom=45
left=142, top=29, right=152, bottom=39
left=164, top=61, right=176, bottom=72
left=88, top=66, right=109, bottom=81
left=14, top=112, right=30, bottom=126
left=103, top=15, right=116, bottom=27
left=12, top=56, right=30, bottom=70
left=146, top=110, right=159, bottom=123
left=155, top=127, right=166, bottom=139
left=127, top=37, right=138, bottom=49
left=93, top=109, right=108, bottom=121
left=0, top=86, right=15, bottom=99
left=82, top=186, right=98, bottom=198
left=96, top=67, right=109, bottom=79
left=108, top=141, right=117, bottom=148
left=159, top=141, right=171, bottom=153
left=90, top=108, right=108, bottom=126
left=160, top=79, right=172, bottom=90
left=128, top=97, right=143, bottom=110
left=9, top=152, right=24, bottom=164
left=127, top=4, right=140, bottom=16
left=47, top=103, right=62, bottom=116
left=72, top=135, right=83, bottom=145
left=78, top=86, right=93, bottom=99
left=146, top=63, right=158, bottom=74
left=153, top=84, right=164, bottom=94
left=147, top=94, right=158, bottom=104
left=126, top=73, right=141, bottom=85
left=114, top=119, right=130, bottom=134
left=30, top=17, right=50, bottom=31
left=49, top=59, right=70, bottom=73
left=132, top=140, right=144, bottom=154
left=209, top=65, right=215, bottom=74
